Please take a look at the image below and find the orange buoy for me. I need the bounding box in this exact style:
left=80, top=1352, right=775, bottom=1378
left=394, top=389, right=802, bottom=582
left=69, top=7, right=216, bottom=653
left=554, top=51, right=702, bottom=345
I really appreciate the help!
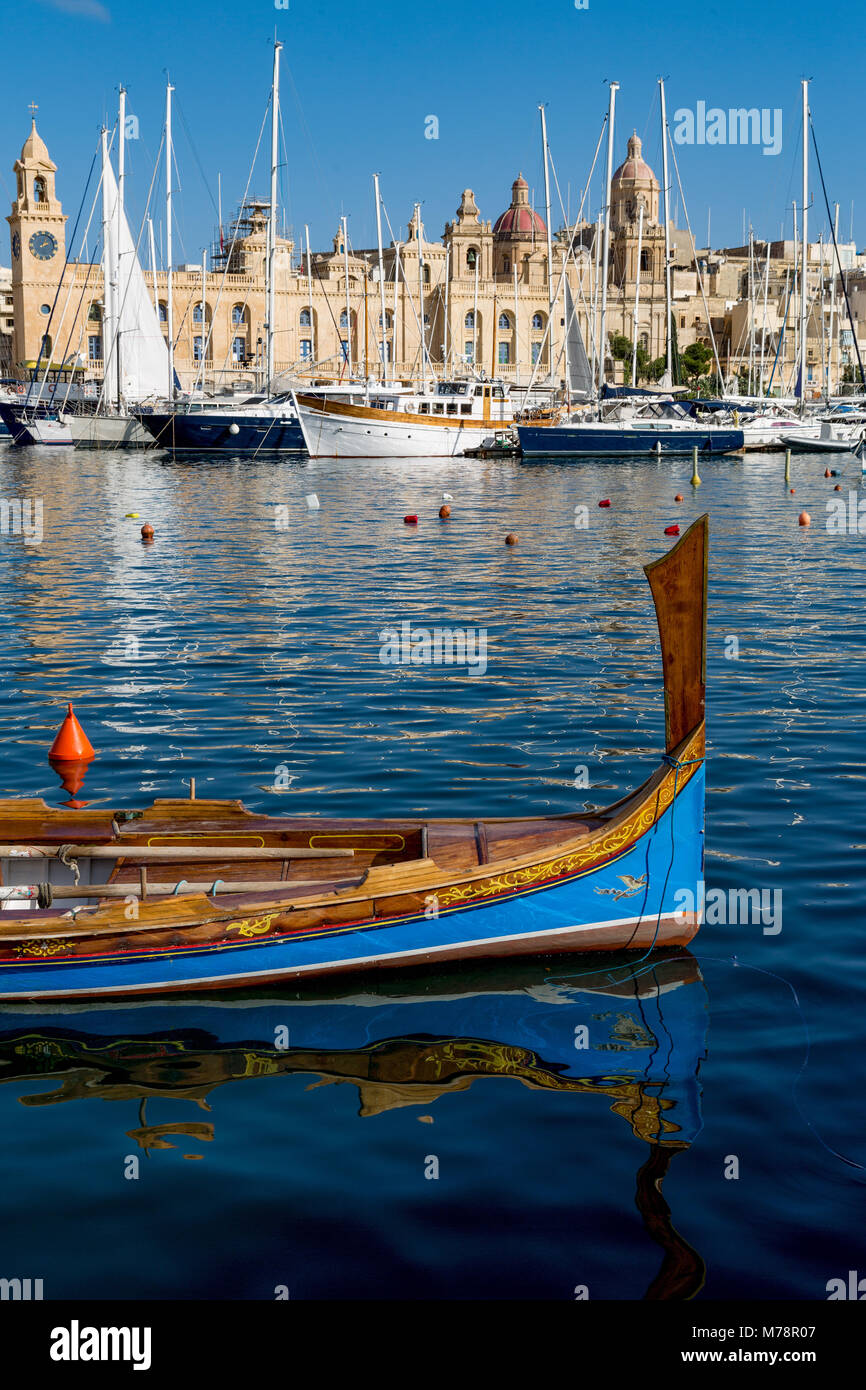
left=798, top=511, right=811, bottom=526
left=49, top=703, right=95, bottom=762
left=439, top=504, right=451, bottom=519
left=790, top=488, right=796, bottom=495
left=834, top=483, right=842, bottom=491
left=403, top=514, right=418, bottom=525
left=598, top=499, right=611, bottom=508
left=505, top=533, right=518, bottom=546
left=674, top=493, right=684, bottom=502
left=141, top=523, right=154, bottom=543
left=664, top=524, right=680, bottom=536
left=824, top=468, right=832, bottom=478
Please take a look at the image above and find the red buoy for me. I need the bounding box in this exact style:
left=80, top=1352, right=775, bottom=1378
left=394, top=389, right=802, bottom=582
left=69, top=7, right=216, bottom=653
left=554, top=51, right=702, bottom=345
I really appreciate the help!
left=49, top=703, right=95, bottom=762
left=789, top=488, right=796, bottom=495
left=598, top=499, right=611, bottom=508
left=404, top=514, right=418, bottom=525
left=674, top=493, right=684, bottom=502
left=834, top=483, right=842, bottom=491
left=798, top=512, right=811, bottom=526
left=824, top=468, right=832, bottom=478
left=664, top=524, right=680, bottom=536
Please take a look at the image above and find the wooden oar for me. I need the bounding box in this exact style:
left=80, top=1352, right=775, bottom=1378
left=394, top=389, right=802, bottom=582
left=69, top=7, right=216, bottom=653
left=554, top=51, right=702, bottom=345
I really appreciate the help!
left=2, top=877, right=359, bottom=903
left=0, top=844, right=355, bottom=861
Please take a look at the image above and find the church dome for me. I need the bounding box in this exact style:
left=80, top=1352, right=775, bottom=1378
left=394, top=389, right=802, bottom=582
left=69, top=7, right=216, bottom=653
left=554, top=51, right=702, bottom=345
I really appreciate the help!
left=20, top=118, right=55, bottom=170
left=493, top=175, right=546, bottom=237
left=612, top=133, right=656, bottom=186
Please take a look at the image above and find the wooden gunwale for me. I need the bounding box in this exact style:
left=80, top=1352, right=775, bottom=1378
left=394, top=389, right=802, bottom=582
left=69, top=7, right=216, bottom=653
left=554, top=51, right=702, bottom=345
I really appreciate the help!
left=294, top=392, right=516, bottom=430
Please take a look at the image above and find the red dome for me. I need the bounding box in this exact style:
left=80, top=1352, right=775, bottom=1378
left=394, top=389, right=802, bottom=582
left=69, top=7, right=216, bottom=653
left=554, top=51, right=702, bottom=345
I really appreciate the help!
left=493, top=175, right=546, bottom=237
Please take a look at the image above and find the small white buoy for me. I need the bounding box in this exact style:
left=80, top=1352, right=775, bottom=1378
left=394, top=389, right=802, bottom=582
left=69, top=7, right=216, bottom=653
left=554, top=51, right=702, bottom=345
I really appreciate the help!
left=443, top=492, right=453, bottom=502
left=229, top=422, right=240, bottom=435
left=305, top=493, right=320, bottom=510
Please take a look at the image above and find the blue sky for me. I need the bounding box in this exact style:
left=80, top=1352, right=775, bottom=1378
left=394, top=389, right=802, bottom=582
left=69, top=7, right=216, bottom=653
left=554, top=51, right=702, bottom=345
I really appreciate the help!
left=2, top=0, right=862, bottom=265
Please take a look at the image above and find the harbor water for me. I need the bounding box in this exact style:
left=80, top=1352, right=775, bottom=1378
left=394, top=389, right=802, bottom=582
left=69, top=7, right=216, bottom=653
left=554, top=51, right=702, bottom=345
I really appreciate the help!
left=0, top=443, right=863, bottom=1299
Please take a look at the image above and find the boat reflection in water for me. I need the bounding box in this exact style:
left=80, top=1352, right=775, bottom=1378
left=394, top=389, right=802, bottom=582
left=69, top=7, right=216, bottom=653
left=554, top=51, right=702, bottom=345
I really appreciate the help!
left=0, top=949, right=708, bottom=1299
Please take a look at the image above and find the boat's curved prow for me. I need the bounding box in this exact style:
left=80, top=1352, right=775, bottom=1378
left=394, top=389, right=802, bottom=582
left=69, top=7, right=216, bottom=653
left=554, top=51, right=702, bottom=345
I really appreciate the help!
left=644, top=514, right=708, bottom=752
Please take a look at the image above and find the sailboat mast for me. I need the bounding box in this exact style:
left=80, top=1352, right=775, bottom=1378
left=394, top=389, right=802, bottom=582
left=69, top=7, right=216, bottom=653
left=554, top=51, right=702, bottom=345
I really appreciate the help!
left=415, top=204, right=427, bottom=391
left=659, top=77, right=673, bottom=386
left=631, top=202, right=643, bottom=386
left=100, top=128, right=115, bottom=410
left=799, top=78, right=809, bottom=414
left=373, top=173, right=388, bottom=382
left=598, top=81, right=618, bottom=395
left=539, top=105, right=556, bottom=389
left=342, top=215, right=352, bottom=377
left=513, top=261, right=520, bottom=384
left=116, top=84, right=126, bottom=410
left=266, top=40, right=282, bottom=397
left=165, top=80, right=174, bottom=401
left=200, top=250, right=207, bottom=388
left=304, top=223, right=314, bottom=370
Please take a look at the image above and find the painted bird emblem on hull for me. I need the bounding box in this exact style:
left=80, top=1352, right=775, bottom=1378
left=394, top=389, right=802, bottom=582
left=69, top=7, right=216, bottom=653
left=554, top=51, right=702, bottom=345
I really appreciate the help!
left=594, top=874, right=648, bottom=901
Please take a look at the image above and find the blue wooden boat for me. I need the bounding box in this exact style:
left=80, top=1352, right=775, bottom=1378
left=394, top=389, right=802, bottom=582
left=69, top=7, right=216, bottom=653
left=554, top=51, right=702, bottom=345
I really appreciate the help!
left=0, top=516, right=708, bottom=1001
left=136, top=396, right=304, bottom=452
left=517, top=418, right=743, bottom=457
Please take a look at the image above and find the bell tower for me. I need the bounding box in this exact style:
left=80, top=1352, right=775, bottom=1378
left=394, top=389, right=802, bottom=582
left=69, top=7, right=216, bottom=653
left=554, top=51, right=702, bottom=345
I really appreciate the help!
left=7, top=107, right=67, bottom=368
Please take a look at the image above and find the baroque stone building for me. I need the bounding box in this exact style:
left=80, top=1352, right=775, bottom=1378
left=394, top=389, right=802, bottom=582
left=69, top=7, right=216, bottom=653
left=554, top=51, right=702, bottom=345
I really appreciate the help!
left=7, top=116, right=864, bottom=396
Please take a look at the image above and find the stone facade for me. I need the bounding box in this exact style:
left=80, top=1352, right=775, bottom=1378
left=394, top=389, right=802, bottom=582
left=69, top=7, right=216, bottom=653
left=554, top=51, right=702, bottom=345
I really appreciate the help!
left=6, top=118, right=865, bottom=396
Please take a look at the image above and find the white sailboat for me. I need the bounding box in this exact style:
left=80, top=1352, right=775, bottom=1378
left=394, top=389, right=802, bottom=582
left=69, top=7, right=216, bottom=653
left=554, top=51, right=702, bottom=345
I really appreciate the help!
left=62, top=108, right=169, bottom=447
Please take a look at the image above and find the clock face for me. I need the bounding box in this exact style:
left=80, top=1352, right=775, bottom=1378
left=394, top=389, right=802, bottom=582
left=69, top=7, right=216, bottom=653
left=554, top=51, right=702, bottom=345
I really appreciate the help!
left=29, top=230, right=58, bottom=262
left=11, top=232, right=20, bottom=260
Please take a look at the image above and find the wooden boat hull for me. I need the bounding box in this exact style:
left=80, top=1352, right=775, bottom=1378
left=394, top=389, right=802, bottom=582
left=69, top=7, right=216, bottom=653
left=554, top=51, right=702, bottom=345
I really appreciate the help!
left=0, top=515, right=708, bottom=1002
left=0, top=749, right=703, bottom=1000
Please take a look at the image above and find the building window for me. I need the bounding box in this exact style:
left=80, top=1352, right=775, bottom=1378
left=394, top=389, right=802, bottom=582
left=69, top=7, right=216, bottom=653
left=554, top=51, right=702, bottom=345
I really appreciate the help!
left=640, top=250, right=651, bottom=273
left=531, top=342, right=541, bottom=364
left=503, top=257, right=510, bottom=274
left=231, top=336, right=245, bottom=363
left=193, top=336, right=203, bottom=361
left=498, top=312, right=511, bottom=331
left=340, top=310, right=349, bottom=329
left=193, top=303, right=208, bottom=324
left=640, top=332, right=649, bottom=351
left=158, top=301, right=167, bottom=323
left=88, top=302, right=102, bottom=322
left=340, top=339, right=349, bottom=361
left=498, top=342, right=510, bottom=365
left=466, top=247, right=478, bottom=271
left=464, top=340, right=475, bottom=363
left=34, top=175, right=47, bottom=203
left=464, top=311, right=475, bottom=330
left=531, top=312, right=545, bottom=331
left=299, top=307, right=312, bottom=328
left=423, top=313, right=430, bottom=325
left=88, top=335, right=102, bottom=361
left=379, top=311, right=391, bottom=329
left=300, top=338, right=312, bottom=360
left=40, top=334, right=51, bottom=359
left=680, top=315, right=686, bottom=328
left=423, top=264, right=430, bottom=284
left=40, top=303, right=51, bottom=315
left=231, top=304, right=247, bottom=326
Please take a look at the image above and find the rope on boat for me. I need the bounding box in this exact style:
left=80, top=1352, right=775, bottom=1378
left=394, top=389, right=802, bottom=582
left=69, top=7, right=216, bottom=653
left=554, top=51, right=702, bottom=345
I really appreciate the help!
left=58, top=845, right=81, bottom=886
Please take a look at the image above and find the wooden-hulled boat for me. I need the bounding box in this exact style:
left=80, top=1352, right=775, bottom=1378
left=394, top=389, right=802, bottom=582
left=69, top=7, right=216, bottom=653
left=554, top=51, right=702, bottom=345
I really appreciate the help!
left=0, top=515, right=708, bottom=1001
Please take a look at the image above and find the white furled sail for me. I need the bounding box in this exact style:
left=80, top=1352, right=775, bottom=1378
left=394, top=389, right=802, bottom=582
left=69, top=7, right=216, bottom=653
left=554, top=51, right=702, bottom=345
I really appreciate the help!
left=101, top=152, right=169, bottom=403
left=564, top=279, right=593, bottom=401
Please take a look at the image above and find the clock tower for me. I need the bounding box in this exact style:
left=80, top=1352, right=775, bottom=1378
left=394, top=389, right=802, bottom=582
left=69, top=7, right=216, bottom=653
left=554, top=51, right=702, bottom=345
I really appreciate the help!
left=7, top=109, right=67, bottom=370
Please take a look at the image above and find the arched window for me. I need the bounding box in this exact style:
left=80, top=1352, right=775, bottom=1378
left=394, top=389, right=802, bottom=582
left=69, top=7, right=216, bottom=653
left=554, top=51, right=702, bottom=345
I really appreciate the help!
left=464, top=311, right=475, bottom=330
left=299, top=307, right=312, bottom=328
left=193, top=302, right=209, bottom=324
left=340, top=309, right=349, bottom=330
left=639, top=332, right=649, bottom=351
left=466, top=247, right=478, bottom=271
left=40, top=334, right=51, bottom=359
left=34, top=175, right=46, bottom=203
left=88, top=302, right=102, bottom=323
left=498, top=312, right=511, bottom=331
left=158, top=301, right=167, bottom=324
left=531, top=312, right=545, bottom=331
left=231, top=303, right=247, bottom=326
left=640, top=250, right=651, bottom=273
